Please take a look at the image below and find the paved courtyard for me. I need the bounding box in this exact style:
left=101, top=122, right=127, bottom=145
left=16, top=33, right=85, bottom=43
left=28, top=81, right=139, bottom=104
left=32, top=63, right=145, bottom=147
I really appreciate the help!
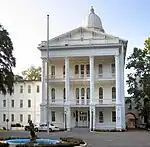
left=0, top=129, right=150, bottom=147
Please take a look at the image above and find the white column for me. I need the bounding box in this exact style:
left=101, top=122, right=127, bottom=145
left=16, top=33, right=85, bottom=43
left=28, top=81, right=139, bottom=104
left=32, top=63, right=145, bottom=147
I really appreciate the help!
left=65, top=57, right=70, bottom=104
left=89, top=56, right=95, bottom=131
left=115, top=55, right=122, bottom=130
left=42, top=59, right=46, bottom=103
left=121, top=44, right=125, bottom=129
left=64, top=57, right=70, bottom=131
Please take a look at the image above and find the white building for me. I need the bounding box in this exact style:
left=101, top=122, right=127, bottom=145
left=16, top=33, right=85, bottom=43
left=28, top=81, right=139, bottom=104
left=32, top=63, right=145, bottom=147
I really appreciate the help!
left=0, top=80, right=41, bottom=128
left=38, top=6, right=128, bottom=131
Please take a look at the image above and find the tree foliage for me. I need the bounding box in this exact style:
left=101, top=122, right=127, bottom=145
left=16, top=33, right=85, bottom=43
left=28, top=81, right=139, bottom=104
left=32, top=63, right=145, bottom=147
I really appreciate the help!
left=126, top=38, right=150, bottom=123
left=22, top=66, right=41, bottom=80
left=0, top=24, right=16, bottom=95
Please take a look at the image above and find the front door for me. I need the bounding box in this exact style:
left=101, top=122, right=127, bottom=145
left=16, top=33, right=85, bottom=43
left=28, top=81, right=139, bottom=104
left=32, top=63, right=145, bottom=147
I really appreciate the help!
left=78, top=111, right=88, bottom=128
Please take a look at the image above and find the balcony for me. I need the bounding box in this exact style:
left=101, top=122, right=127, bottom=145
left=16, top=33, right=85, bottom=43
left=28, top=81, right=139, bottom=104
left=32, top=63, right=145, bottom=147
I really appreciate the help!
left=46, top=73, right=115, bottom=82
left=93, top=98, right=116, bottom=106
left=48, top=98, right=115, bottom=107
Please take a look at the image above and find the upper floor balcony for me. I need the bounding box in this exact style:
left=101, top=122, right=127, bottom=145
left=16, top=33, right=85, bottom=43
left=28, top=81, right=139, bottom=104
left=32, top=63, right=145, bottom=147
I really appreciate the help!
left=46, top=73, right=115, bottom=82
left=43, top=56, right=116, bottom=83
left=48, top=98, right=116, bottom=107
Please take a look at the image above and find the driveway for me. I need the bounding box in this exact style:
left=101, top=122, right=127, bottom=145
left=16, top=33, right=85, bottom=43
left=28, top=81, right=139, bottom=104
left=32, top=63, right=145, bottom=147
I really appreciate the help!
left=0, top=130, right=150, bottom=147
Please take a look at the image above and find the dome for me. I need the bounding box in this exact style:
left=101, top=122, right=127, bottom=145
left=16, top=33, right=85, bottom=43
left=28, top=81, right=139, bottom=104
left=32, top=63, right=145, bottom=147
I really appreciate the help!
left=83, top=6, right=105, bottom=32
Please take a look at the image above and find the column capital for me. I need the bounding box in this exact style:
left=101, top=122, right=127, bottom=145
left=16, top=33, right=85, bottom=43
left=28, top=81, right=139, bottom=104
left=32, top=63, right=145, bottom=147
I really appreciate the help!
left=41, top=57, right=47, bottom=62
left=89, top=56, right=94, bottom=59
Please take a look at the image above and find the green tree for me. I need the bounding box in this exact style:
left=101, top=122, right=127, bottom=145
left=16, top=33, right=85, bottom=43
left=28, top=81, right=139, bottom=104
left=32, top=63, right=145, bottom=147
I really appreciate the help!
left=0, top=24, right=16, bottom=95
left=126, top=38, right=150, bottom=126
left=22, top=66, right=41, bottom=80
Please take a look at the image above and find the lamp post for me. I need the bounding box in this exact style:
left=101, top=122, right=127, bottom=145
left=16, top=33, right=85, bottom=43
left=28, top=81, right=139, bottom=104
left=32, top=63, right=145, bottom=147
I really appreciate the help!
left=46, top=14, right=50, bottom=134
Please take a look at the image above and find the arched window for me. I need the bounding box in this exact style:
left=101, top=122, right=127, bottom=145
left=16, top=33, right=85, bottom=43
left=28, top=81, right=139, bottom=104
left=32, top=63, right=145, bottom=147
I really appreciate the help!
left=76, top=88, right=79, bottom=99
left=51, top=88, right=55, bottom=102
left=111, top=64, right=115, bottom=74
left=81, top=88, right=85, bottom=104
left=112, top=87, right=116, bottom=99
left=86, top=88, right=90, bottom=99
left=63, top=65, right=65, bottom=76
left=76, top=88, right=79, bottom=104
left=51, top=66, right=55, bottom=78
left=75, top=65, right=79, bottom=74
left=99, top=87, right=103, bottom=99
left=63, top=88, right=66, bottom=102
left=98, top=64, right=103, bottom=76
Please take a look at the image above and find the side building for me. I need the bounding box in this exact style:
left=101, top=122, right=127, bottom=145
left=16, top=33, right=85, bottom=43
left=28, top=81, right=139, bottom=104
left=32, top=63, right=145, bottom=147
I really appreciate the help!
left=0, top=80, right=41, bottom=129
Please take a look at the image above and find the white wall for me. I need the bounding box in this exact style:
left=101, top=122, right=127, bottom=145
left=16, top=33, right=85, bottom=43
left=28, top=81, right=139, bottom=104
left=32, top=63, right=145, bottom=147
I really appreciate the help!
left=0, top=81, right=41, bottom=128
left=95, top=107, right=116, bottom=129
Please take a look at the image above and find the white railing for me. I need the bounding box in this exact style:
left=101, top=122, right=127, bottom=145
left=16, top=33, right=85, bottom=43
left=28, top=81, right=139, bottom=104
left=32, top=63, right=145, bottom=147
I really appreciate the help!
left=49, top=98, right=115, bottom=105
left=70, top=74, right=90, bottom=79
left=96, top=73, right=115, bottom=79
left=46, top=73, right=115, bottom=81
left=93, top=99, right=116, bottom=105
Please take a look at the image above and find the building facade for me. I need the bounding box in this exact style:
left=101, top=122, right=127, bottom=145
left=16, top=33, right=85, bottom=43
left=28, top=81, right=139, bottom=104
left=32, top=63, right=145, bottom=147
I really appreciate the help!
left=0, top=80, right=41, bottom=129
left=38, top=6, right=128, bottom=131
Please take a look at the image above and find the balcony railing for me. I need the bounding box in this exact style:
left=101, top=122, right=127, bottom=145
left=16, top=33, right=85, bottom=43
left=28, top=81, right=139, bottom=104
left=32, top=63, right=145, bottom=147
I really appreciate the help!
left=93, top=98, right=116, bottom=105
left=46, top=73, right=115, bottom=81
left=48, top=98, right=115, bottom=106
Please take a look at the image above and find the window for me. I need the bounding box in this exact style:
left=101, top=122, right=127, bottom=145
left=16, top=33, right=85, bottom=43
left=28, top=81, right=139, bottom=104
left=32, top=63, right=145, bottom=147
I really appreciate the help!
left=99, top=87, right=103, bottom=103
left=98, top=64, right=103, bottom=76
left=86, top=88, right=90, bottom=99
left=51, top=88, right=55, bottom=102
left=112, top=111, right=116, bottom=122
left=28, top=114, right=31, bottom=121
left=111, top=63, right=115, bottom=74
left=20, top=100, right=23, bottom=108
left=3, top=100, right=6, bottom=107
left=51, top=111, right=55, bottom=122
left=63, top=65, right=65, bottom=76
left=51, top=66, right=55, bottom=78
left=3, top=114, right=6, bottom=122
left=11, top=114, right=14, bottom=122
left=20, top=114, right=23, bottom=122
left=76, top=88, right=79, bottom=104
left=112, top=87, right=116, bottom=99
left=75, top=65, right=79, bottom=74
left=99, top=111, right=104, bottom=123
left=20, top=85, right=23, bottom=93
left=37, top=85, right=40, bottom=93
left=11, top=100, right=14, bottom=107
left=80, top=65, right=84, bottom=77
left=63, top=88, right=66, bottom=102
left=86, top=64, right=90, bottom=75
left=28, top=85, right=31, bottom=93
left=28, top=100, right=31, bottom=107
left=81, top=88, right=85, bottom=104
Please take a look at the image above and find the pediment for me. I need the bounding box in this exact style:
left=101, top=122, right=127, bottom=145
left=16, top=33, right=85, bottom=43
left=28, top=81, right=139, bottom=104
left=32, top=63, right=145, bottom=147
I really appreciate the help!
left=45, top=27, right=125, bottom=47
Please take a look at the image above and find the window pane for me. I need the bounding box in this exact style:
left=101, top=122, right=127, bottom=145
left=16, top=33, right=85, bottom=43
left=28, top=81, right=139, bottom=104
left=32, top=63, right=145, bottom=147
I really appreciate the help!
left=3, top=100, right=6, bottom=107
left=76, top=88, right=79, bottom=99
left=75, top=65, right=79, bottom=74
left=99, top=111, right=103, bottom=123
left=111, top=64, right=115, bottom=73
left=20, top=100, right=23, bottom=108
left=86, top=88, right=90, bottom=99
left=28, top=100, right=31, bottom=107
left=3, top=114, right=6, bottom=122
left=99, top=87, right=103, bottom=99
left=28, top=114, right=31, bottom=121
left=112, top=111, right=116, bottom=122
left=37, top=85, right=40, bottom=93
left=28, top=85, right=31, bottom=93
left=51, top=111, right=55, bottom=122
left=99, top=64, right=103, bottom=74
left=112, top=87, right=116, bottom=99
left=11, top=100, right=14, bottom=107
left=86, top=64, right=90, bottom=75
left=11, top=114, right=14, bottom=122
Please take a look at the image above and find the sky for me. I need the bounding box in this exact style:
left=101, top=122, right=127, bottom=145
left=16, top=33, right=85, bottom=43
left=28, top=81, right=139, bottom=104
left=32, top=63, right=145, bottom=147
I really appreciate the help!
left=0, top=0, right=150, bottom=96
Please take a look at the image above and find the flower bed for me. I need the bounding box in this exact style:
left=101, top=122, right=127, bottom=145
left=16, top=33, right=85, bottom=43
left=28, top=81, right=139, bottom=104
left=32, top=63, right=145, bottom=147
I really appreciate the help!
left=0, top=137, right=86, bottom=147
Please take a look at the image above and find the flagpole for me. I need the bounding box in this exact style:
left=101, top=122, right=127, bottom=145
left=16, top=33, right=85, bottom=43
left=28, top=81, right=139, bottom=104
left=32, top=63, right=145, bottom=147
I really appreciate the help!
left=46, top=14, right=50, bottom=134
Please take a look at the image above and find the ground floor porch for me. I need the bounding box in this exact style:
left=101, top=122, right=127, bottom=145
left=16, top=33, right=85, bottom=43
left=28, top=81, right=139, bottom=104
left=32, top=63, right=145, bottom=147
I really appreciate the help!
left=40, top=105, right=125, bottom=131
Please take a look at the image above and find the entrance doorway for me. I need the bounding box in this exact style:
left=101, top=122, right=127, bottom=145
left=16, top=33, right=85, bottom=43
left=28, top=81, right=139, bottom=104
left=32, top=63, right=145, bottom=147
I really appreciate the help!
left=75, top=110, right=89, bottom=128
